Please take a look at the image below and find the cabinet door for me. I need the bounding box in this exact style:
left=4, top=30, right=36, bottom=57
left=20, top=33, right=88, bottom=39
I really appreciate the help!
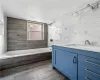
left=78, top=55, right=100, bottom=80
left=54, top=49, right=77, bottom=80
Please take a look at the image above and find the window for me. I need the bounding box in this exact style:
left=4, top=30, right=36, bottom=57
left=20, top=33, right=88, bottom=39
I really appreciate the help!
left=27, top=21, right=44, bottom=40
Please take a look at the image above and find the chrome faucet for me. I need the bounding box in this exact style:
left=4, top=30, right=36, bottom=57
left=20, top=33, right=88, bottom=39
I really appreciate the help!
left=85, top=40, right=91, bottom=45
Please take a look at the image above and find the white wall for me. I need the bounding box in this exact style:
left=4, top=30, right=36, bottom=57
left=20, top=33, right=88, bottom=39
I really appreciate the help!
left=3, top=15, right=7, bottom=53
left=0, top=26, right=4, bottom=54
left=48, top=1, right=100, bottom=46
left=1, top=0, right=91, bottom=23
left=0, top=4, right=7, bottom=54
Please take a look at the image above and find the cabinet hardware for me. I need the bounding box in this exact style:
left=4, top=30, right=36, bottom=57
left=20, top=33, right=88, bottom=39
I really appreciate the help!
left=85, top=69, right=100, bottom=76
left=85, top=77, right=91, bottom=80
left=86, top=60, right=100, bottom=67
left=73, top=56, right=77, bottom=64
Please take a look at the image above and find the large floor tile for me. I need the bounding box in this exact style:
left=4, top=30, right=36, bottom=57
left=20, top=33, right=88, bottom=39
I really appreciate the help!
left=1, top=60, right=68, bottom=80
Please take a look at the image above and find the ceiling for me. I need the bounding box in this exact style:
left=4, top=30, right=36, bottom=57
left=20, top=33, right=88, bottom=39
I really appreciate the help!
left=0, top=0, right=92, bottom=23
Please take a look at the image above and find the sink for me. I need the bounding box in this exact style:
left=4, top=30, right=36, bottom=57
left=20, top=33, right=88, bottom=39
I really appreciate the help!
left=56, top=44, right=100, bottom=53
left=65, top=44, right=85, bottom=47
left=65, top=44, right=78, bottom=46
left=66, top=44, right=99, bottom=47
left=65, top=44, right=100, bottom=50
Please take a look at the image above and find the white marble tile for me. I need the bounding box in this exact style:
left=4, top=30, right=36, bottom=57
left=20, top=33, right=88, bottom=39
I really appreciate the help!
left=0, top=47, right=52, bottom=59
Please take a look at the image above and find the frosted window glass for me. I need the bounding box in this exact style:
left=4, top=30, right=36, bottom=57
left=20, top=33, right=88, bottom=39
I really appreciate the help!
left=28, top=32, right=43, bottom=40
left=28, top=23, right=42, bottom=31
left=27, top=22, right=44, bottom=40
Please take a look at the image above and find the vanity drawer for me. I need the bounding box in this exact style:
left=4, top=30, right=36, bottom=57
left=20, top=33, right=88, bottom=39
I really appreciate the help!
left=78, top=55, right=100, bottom=80
left=85, top=69, right=100, bottom=80
left=85, top=57, right=100, bottom=74
left=85, top=57, right=100, bottom=80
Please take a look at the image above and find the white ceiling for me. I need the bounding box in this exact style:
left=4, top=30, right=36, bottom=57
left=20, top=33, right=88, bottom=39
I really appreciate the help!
left=0, top=0, right=92, bottom=23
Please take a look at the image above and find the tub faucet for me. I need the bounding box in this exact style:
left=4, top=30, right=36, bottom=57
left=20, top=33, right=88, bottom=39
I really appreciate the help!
left=85, top=40, right=91, bottom=45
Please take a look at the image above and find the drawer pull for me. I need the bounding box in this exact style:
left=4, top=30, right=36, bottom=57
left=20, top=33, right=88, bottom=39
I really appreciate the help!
left=73, top=56, right=77, bottom=64
left=85, top=77, right=91, bottom=80
left=85, top=69, right=100, bottom=77
left=86, top=60, right=100, bottom=67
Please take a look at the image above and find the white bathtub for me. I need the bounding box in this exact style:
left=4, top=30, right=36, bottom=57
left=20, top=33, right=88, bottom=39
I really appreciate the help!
left=0, top=47, right=52, bottom=59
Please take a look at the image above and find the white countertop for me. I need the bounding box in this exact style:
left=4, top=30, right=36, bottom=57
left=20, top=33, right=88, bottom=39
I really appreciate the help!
left=56, top=44, right=100, bottom=53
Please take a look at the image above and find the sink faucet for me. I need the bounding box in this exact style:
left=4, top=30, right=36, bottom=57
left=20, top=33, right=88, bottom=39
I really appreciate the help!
left=85, top=40, right=91, bottom=45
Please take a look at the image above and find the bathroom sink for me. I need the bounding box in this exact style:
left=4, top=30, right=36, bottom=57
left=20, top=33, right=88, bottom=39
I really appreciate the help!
left=65, top=44, right=79, bottom=46
left=65, top=44, right=86, bottom=47
left=65, top=44, right=100, bottom=47
left=61, top=44, right=100, bottom=53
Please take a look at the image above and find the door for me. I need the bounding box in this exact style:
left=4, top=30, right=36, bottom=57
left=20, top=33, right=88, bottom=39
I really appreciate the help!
left=54, top=49, right=77, bottom=80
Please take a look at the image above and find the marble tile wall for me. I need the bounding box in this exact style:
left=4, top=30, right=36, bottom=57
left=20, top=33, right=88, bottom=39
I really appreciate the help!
left=48, top=4, right=100, bottom=46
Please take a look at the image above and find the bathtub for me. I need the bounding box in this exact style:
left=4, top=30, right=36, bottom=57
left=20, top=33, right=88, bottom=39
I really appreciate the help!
left=0, top=47, right=52, bottom=71
left=0, top=47, right=52, bottom=59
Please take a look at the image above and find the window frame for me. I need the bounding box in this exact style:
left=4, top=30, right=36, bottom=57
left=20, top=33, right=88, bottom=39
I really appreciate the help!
left=27, top=21, right=44, bottom=41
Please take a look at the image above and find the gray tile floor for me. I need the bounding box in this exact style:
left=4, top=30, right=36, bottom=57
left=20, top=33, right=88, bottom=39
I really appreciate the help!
left=0, top=60, right=68, bottom=80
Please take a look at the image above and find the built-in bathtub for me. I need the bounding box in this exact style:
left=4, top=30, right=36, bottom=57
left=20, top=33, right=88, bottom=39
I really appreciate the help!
left=0, top=47, right=52, bottom=71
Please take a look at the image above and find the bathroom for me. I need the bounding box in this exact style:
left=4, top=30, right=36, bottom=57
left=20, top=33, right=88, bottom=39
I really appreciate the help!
left=0, top=0, right=100, bottom=80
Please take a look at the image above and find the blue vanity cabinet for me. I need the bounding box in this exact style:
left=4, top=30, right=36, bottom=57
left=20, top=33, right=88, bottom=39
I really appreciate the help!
left=78, top=55, right=100, bottom=80
left=52, top=45, right=100, bottom=80
left=52, top=48, right=77, bottom=80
